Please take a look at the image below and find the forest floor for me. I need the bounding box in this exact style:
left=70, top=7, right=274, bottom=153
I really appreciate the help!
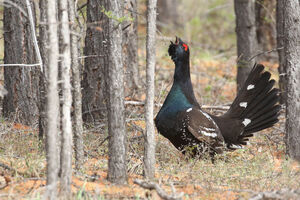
left=0, top=56, right=300, bottom=199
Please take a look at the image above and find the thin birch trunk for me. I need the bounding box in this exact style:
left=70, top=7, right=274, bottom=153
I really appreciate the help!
left=144, top=0, right=157, bottom=179
left=107, top=0, right=127, bottom=184
left=59, top=0, right=73, bottom=195
left=45, top=0, right=59, bottom=199
left=68, top=0, right=84, bottom=170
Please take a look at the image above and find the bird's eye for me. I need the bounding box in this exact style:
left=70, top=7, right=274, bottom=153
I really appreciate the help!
left=182, top=43, right=188, bottom=51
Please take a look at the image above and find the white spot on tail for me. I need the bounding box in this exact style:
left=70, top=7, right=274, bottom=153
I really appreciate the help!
left=186, top=108, right=192, bottom=113
left=247, top=84, right=255, bottom=90
left=229, top=144, right=243, bottom=149
left=201, top=131, right=217, bottom=138
left=239, top=102, right=247, bottom=108
left=242, top=118, right=251, bottom=126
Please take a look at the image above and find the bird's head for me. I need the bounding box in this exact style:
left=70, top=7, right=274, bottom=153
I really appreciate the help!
left=168, top=36, right=190, bottom=63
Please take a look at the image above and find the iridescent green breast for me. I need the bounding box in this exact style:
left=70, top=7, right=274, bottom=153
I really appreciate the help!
left=155, top=84, right=192, bottom=135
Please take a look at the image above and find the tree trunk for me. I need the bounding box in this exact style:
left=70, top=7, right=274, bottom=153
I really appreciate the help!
left=276, top=0, right=286, bottom=104
left=107, top=0, right=127, bottom=184
left=255, top=0, right=277, bottom=61
left=59, top=0, right=72, bottom=195
left=45, top=0, right=60, bottom=198
left=123, top=0, right=140, bottom=97
left=68, top=0, right=84, bottom=170
left=82, top=0, right=109, bottom=123
left=157, top=0, right=179, bottom=30
left=3, top=0, right=39, bottom=125
left=38, top=0, right=48, bottom=139
left=284, top=0, right=300, bottom=161
left=144, top=0, right=157, bottom=179
left=234, top=0, right=258, bottom=92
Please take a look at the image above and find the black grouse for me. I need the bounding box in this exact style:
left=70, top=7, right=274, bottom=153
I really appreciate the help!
left=155, top=37, right=280, bottom=156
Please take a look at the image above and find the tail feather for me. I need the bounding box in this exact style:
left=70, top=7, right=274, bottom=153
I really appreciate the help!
left=250, top=105, right=281, bottom=125
left=221, top=63, right=280, bottom=147
left=247, top=89, right=279, bottom=119
left=240, top=79, right=275, bottom=118
left=227, top=66, right=274, bottom=119
left=244, top=118, right=279, bottom=134
left=250, top=104, right=281, bottom=125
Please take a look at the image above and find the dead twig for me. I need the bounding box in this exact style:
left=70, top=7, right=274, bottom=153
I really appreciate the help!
left=125, top=100, right=230, bottom=111
left=249, top=47, right=283, bottom=61
left=76, top=3, right=87, bottom=11
left=134, top=179, right=184, bottom=200
left=99, top=136, right=109, bottom=147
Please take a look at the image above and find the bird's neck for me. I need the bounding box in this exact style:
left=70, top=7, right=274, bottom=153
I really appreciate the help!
left=172, top=59, right=200, bottom=107
left=174, top=59, right=190, bottom=82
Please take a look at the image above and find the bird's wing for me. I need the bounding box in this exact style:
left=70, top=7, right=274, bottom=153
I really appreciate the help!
left=177, top=107, right=225, bottom=152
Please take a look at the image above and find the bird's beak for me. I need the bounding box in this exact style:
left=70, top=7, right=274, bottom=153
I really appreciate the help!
left=175, top=36, right=179, bottom=45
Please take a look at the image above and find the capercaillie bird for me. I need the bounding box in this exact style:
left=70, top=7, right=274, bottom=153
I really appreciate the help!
left=155, top=37, right=280, bottom=157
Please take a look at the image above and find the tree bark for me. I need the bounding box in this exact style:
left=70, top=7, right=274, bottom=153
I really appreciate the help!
left=234, top=0, right=258, bottom=92
left=276, top=0, right=286, bottom=103
left=82, top=0, right=109, bottom=123
left=3, top=0, right=39, bottom=125
left=107, top=0, right=127, bottom=184
left=38, top=0, right=48, bottom=139
left=45, top=0, right=60, bottom=198
left=59, top=0, right=73, bottom=195
left=123, top=0, right=140, bottom=97
left=157, top=0, right=179, bottom=30
left=255, top=0, right=276, bottom=61
left=284, top=0, right=300, bottom=161
left=68, top=0, right=84, bottom=170
left=144, top=0, right=157, bottom=179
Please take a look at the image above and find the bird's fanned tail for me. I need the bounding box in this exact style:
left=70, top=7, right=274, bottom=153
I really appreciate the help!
left=223, top=64, right=280, bottom=146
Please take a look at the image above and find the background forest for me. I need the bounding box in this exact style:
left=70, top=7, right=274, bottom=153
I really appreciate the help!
left=0, top=0, right=300, bottom=199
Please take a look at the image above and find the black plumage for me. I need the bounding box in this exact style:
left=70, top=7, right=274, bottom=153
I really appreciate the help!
left=155, top=37, right=280, bottom=156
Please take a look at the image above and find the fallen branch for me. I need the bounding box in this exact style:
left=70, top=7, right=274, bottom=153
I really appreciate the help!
left=202, top=105, right=230, bottom=110
left=125, top=100, right=230, bottom=111
left=249, top=189, right=300, bottom=200
left=125, top=100, right=146, bottom=106
left=134, top=179, right=184, bottom=200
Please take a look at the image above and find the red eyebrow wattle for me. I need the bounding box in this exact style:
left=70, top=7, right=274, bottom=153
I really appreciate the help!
left=182, top=44, right=188, bottom=51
